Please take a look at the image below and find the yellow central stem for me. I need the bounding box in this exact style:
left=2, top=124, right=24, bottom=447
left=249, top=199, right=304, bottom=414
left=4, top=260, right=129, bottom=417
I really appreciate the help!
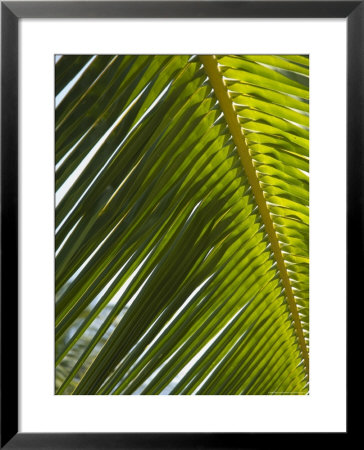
left=200, top=55, right=309, bottom=378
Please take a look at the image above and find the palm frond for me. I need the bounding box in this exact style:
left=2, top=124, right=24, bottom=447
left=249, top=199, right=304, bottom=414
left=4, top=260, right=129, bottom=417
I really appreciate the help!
left=55, top=54, right=309, bottom=395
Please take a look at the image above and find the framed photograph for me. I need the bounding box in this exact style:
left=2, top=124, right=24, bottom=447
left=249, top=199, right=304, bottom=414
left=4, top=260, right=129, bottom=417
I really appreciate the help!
left=1, top=1, right=355, bottom=448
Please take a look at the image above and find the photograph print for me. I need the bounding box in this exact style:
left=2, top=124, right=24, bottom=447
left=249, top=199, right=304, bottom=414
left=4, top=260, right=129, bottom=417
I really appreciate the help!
left=55, top=54, right=309, bottom=395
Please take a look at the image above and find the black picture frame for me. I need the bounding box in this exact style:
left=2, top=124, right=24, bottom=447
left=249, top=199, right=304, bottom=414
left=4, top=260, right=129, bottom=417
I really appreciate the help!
left=1, top=1, right=356, bottom=448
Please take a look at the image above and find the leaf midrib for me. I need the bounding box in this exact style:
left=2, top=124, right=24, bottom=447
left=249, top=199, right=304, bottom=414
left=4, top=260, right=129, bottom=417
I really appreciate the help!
left=199, top=55, right=309, bottom=378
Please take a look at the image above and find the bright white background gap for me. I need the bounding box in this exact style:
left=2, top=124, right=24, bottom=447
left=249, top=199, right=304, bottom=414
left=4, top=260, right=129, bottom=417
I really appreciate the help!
left=19, top=18, right=346, bottom=432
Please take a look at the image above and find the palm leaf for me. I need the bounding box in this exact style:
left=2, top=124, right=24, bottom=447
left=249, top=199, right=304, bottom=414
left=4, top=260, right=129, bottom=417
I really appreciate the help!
left=55, top=54, right=309, bottom=395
